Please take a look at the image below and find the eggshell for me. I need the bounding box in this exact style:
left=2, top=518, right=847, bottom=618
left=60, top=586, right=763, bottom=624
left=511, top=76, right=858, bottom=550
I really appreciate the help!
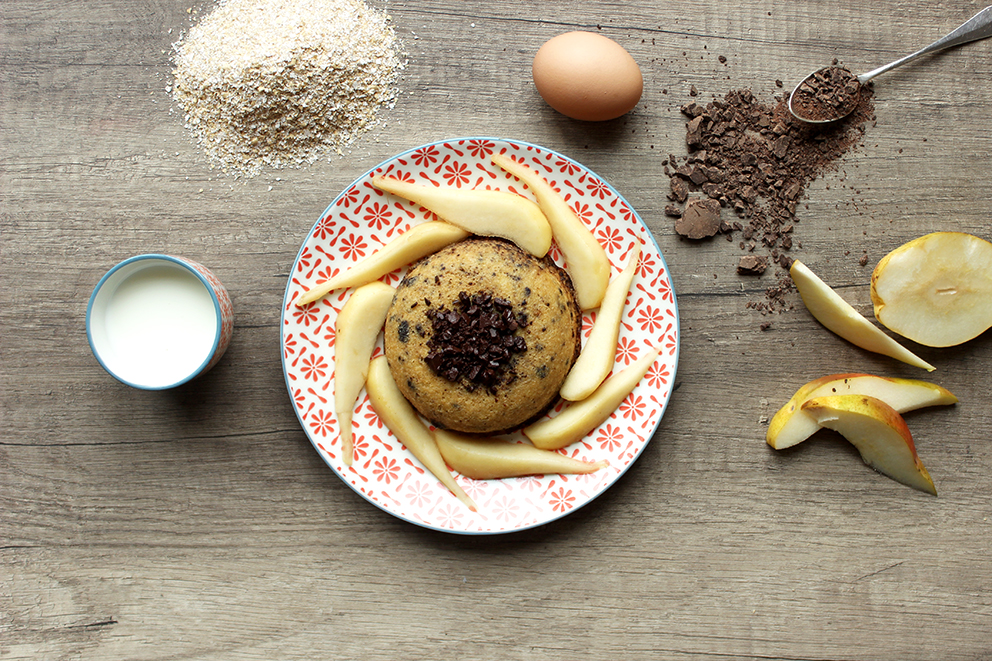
left=532, top=31, right=643, bottom=122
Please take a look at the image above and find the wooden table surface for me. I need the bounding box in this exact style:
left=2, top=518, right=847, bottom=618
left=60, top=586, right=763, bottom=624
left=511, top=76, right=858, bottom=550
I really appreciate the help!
left=3, top=1, right=992, bottom=659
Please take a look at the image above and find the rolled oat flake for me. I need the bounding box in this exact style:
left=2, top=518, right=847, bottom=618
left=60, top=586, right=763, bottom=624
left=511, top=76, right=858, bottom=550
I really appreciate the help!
left=171, top=0, right=403, bottom=177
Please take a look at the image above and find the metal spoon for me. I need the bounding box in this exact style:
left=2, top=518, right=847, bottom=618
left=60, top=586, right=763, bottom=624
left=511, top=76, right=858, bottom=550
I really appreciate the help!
left=789, top=4, right=992, bottom=124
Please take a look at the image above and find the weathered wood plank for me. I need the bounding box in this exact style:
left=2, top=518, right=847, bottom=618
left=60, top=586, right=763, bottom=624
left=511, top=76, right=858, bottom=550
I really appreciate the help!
left=3, top=1, right=991, bottom=659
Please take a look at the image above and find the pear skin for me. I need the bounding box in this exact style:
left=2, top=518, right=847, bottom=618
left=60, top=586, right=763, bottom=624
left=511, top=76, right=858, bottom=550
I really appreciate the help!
left=491, top=153, right=610, bottom=309
left=790, top=260, right=935, bottom=371
left=434, top=430, right=608, bottom=480
left=801, top=394, right=937, bottom=495
left=296, top=222, right=469, bottom=306
left=333, top=282, right=396, bottom=465
left=767, top=373, right=957, bottom=450
left=372, top=175, right=552, bottom=257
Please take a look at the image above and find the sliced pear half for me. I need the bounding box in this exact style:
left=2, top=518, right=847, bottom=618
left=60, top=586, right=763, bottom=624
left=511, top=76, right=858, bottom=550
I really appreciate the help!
left=801, top=394, right=937, bottom=496
left=372, top=175, right=552, bottom=257
left=790, top=260, right=935, bottom=371
left=871, top=232, right=992, bottom=347
left=433, top=430, right=608, bottom=480
left=295, top=222, right=469, bottom=306
left=491, top=153, right=611, bottom=310
left=767, top=373, right=957, bottom=450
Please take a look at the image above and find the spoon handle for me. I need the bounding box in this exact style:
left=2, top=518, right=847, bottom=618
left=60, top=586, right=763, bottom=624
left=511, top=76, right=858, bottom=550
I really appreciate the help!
left=858, top=5, right=992, bottom=83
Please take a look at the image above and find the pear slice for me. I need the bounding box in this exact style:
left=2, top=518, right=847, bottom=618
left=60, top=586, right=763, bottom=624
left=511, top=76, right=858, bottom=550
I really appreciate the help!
left=296, top=222, right=469, bottom=306
left=767, top=373, right=957, bottom=450
left=333, top=282, right=396, bottom=465
left=371, top=175, right=552, bottom=257
left=490, top=153, right=611, bottom=309
left=366, top=357, right=477, bottom=511
left=871, top=232, right=992, bottom=347
left=559, top=243, right=640, bottom=401
left=790, top=260, right=935, bottom=371
left=433, top=430, right=608, bottom=480
left=801, top=394, right=937, bottom=495
left=525, top=345, right=662, bottom=451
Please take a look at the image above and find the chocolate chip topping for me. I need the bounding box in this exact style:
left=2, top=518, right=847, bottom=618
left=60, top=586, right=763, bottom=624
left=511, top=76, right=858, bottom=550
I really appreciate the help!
left=424, top=291, right=528, bottom=394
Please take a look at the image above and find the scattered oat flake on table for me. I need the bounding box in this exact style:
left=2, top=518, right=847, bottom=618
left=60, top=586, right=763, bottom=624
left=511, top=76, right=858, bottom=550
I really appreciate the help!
left=171, top=0, right=404, bottom=177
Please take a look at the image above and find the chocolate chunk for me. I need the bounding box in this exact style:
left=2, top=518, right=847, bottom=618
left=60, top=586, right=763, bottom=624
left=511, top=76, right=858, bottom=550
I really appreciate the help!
left=675, top=198, right=722, bottom=240
left=689, top=165, right=709, bottom=185
left=737, top=255, right=769, bottom=275
left=686, top=115, right=706, bottom=149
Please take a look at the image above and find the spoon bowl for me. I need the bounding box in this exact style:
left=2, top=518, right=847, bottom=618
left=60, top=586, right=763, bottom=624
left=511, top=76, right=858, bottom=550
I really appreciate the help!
left=789, top=5, right=992, bottom=124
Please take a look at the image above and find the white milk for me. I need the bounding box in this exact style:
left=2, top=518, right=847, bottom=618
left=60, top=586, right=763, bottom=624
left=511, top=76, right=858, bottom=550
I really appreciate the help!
left=100, top=264, right=217, bottom=387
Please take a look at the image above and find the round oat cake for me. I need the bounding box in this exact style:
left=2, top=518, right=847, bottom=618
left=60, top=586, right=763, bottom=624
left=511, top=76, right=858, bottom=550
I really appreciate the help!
left=383, top=237, right=581, bottom=434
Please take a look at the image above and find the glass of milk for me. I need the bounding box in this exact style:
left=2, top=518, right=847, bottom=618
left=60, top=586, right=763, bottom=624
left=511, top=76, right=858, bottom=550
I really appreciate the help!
left=87, top=255, right=234, bottom=389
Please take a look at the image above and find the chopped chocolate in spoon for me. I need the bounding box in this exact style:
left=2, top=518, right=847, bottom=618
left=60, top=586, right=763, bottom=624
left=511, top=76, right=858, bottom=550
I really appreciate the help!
left=791, top=66, right=862, bottom=122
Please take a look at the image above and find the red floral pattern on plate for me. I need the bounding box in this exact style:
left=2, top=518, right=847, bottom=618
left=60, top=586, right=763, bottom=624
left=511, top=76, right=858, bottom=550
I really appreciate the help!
left=281, top=138, right=679, bottom=534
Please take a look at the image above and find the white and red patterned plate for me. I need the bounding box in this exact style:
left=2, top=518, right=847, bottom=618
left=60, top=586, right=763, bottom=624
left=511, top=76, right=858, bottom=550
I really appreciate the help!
left=281, top=138, right=679, bottom=534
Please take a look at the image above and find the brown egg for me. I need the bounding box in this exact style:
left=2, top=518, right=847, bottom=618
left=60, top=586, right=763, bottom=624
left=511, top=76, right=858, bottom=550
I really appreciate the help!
left=532, top=31, right=643, bottom=122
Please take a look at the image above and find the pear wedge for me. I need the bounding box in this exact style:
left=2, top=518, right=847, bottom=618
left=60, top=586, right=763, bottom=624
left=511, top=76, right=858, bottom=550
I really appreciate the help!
left=333, top=282, right=396, bottom=465
left=801, top=394, right=937, bottom=496
left=296, top=222, right=469, bottom=306
left=559, top=243, right=640, bottom=401
left=491, top=153, right=611, bottom=309
left=871, top=232, right=992, bottom=347
left=366, top=357, right=477, bottom=511
left=434, top=430, right=608, bottom=480
left=371, top=175, right=552, bottom=257
left=525, top=345, right=662, bottom=450
left=767, top=373, right=957, bottom=450
left=790, top=260, right=934, bottom=371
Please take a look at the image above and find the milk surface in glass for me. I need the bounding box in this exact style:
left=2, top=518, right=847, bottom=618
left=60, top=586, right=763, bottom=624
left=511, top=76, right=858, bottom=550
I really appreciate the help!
left=102, top=264, right=217, bottom=387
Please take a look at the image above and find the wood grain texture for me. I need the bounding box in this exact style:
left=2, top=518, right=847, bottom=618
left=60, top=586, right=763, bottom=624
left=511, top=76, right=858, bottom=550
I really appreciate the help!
left=3, top=1, right=991, bottom=659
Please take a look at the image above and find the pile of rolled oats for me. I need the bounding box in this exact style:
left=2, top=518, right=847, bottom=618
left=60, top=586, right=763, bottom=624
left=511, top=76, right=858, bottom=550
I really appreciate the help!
left=171, top=0, right=403, bottom=177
